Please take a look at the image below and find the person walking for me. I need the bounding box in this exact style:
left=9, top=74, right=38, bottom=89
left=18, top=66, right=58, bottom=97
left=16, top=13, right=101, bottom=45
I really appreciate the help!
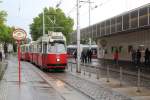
left=113, top=49, right=119, bottom=65
left=73, top=50, right=77, bottom=62
left=81, top=50, right=85, bottom=63
left=87, top=49, right=92, bottom=63
left=144, top=48, right=150, bottom=65
left=83, top=49, right=87, bottom=63
left=136, top=49, right=141, bottom=66
left=131, top=49, right=136, bottom=64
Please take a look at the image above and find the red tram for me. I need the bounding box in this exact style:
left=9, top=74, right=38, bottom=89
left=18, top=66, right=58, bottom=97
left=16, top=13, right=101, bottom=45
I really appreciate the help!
left=21, top=31, right=67, bottom=70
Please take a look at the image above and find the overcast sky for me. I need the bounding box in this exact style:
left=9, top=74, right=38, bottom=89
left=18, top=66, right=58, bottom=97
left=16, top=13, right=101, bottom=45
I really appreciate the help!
left=0, top=0, right=150, bottom=38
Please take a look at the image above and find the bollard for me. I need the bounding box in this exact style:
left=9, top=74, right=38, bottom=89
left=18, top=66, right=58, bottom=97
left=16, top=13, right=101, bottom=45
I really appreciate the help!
left=119, top=66, right=123, bottom=86
left=71, top=63, right=72, bottom=72
left=136, top=67, right=141, bottom=92
left=88, top=66, right=91, bottom=78
left=66, top=63, right=68, bottom=70
left=84, top=62, right=86, bottom=75
left=106, top=65, right=110, bottom=82
left=96, top=67, right=100, bottom=79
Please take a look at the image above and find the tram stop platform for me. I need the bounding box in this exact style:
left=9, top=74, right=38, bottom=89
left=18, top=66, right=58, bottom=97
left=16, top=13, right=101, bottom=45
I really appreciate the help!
left=67, top=60, right=150, bottom=100
left=1, top=56, right=150, bottom=100
left=0, top=58, right=63, bottom=100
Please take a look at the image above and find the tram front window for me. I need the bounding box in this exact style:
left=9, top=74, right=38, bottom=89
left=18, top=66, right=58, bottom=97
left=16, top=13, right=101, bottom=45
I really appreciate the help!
left=48, top=42, right=66, bottom=53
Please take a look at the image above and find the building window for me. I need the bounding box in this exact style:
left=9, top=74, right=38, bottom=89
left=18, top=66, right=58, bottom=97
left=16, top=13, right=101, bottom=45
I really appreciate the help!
left=128, top=45, right=133, bottom=53
left=119, top=46, right=123, bottom=53
left=111, top=46, right=114, bottom=53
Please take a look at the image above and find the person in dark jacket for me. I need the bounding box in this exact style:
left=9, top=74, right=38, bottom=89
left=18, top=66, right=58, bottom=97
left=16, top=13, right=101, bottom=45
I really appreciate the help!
left=136, top=49, right=141, bottom=65
left=73, top=50, right=77, bottom=62
left=131, top=49, right=136, bottom=64
left=81, top=50, right=85, bottom=63
left=144, top=48, right=150, bottom=65
left=87, top=49, right=92, bottom=63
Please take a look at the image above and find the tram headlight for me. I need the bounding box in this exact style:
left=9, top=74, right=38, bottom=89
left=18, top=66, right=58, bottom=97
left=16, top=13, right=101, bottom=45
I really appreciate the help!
left=57, top=58, right=60, bottom=62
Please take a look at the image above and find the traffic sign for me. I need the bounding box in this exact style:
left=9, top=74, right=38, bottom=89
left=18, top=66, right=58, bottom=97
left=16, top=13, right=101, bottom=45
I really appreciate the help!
left=13, top=28, right=27, bottom=41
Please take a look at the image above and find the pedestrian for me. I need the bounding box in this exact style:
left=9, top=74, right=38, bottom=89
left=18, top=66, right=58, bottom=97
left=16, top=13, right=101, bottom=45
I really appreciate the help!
left=83, top=49, right=87, bottom=63
left=136, top=49, right=141, bottom=66
left=81, top=50, right=84, bottom=63
left=73, top=50, right=77, bottom=62
left=144, top=48, right=150, bottom=65
left=87, top=49, right=92, bottom=63
left=0, top=51, right=2, bottom=61
left=131, top=49, right=136, bottom=64
left=113, top=49, right=119, bottom=65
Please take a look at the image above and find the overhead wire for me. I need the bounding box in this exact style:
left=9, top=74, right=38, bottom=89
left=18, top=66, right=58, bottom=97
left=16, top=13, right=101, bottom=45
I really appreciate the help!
left=18, top=0, right=21, bottom=16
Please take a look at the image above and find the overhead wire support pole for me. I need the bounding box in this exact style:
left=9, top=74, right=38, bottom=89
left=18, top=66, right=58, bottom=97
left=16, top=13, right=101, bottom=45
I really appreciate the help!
left=42, top=9, right=45, bottom=54
left=80, top=0, right=93, bottom=49
left=43, top=9, right=45, bottom=35
left=77, top=0, right=81, bottom=73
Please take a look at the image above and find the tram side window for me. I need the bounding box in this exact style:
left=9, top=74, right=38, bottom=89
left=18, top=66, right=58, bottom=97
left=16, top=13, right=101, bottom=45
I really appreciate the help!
left=26, top=46, right=28, bottom=52
left=38, top=44, right=42, bottom=53
left=29, top=46, right=32, bottom=52
left=43, top=43, right=47, bottom=54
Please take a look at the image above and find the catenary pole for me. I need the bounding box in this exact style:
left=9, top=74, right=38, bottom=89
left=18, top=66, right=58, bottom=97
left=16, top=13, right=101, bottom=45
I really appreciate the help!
left=89, top=0, right=91, bottom=49
left=43, top=9, right=45, bottom=35
left=77, top=0, right=81, bottom=73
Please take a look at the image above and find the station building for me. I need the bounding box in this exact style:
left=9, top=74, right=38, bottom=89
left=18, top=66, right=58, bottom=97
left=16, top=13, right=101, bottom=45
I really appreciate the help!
left=71, top=3, right=150, bottom=62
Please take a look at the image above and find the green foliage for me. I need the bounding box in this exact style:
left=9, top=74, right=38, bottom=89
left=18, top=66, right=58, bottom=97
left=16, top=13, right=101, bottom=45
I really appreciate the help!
left=0, top=11, right=7, bottom=26
left=0, top=10, right=15, bottom=52
left=30, top=7, right=74, bottom=42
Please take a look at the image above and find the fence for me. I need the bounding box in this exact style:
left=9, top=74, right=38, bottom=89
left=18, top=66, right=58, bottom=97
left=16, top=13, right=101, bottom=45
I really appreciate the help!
left=67, top=61, right=149, bottom=93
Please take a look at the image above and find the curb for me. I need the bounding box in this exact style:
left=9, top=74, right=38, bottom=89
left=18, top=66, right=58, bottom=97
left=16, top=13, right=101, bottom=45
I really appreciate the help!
left=0, top=61, right=8, bottom=80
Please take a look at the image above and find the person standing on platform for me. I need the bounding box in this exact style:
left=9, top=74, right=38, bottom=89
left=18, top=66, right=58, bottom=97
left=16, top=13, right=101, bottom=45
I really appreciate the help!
left=73, top=50, right=77, bottom=62
left=136, top=49, right=141, bottom=66
left=144, top=48, right=150, bottom=65
left=88, top=49, right=92, bottom=63
left=113, top=49, right=119, bottom=65
left=131, top=49, right=136, bottom=64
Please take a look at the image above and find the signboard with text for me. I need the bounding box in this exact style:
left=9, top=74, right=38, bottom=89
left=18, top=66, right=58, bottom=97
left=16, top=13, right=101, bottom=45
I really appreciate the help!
left=13, top=28, right=27, bottom=41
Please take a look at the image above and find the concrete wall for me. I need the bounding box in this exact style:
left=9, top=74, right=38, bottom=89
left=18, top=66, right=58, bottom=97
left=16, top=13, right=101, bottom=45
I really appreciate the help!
left=97, top=29, right=150, bottom=61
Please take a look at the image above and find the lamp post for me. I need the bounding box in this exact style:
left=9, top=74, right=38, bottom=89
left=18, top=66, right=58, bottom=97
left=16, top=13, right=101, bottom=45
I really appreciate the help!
left=80, top=0, right=95, bottom=49
left=43, top=9, right=45, bottom=36
left=77, top=0, right=81, bottom=73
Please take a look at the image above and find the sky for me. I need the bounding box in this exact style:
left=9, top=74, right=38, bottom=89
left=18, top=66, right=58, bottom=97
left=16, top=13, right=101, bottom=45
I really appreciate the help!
left=0, top=0, right=150, bottom=38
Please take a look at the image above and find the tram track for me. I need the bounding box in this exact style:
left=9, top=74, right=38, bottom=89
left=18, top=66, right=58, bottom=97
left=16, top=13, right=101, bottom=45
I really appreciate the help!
left=30, top=62, right=93, bottom=100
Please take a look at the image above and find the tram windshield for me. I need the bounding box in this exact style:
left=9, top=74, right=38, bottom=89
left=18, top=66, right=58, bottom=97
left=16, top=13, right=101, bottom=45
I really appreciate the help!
left=48, top=42, right=66, bottom=53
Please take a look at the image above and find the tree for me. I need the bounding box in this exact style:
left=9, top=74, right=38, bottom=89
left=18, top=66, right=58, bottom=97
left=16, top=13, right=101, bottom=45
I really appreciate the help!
left=0, top=10, right=15, bottom=53
left=30, top=7, right=74, bottom=43
left=0, top=11, right=7, bottom=26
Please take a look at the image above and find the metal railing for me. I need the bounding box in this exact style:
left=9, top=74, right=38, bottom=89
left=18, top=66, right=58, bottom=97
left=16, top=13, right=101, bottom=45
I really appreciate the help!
left=67, top=61, right=148, bottom=93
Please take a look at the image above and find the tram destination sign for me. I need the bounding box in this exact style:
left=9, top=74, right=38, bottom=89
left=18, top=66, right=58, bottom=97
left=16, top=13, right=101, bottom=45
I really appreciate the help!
left=13, top=28, right=27, bottom=41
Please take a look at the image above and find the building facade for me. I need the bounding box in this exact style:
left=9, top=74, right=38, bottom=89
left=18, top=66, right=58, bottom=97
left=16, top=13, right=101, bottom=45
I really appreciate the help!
left=71, top=3, right=150, bottom=61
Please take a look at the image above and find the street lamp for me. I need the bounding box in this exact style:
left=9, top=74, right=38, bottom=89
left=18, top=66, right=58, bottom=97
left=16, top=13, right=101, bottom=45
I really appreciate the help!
left=43, top=9, right=45, bottom=36
left=80, top=0, right=96, bottom=49
left=77, top=0, right=81, bottom=73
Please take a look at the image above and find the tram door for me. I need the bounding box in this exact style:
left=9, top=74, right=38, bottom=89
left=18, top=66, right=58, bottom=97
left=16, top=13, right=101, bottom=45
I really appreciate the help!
left=42, top=42, right=48, bottom=67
